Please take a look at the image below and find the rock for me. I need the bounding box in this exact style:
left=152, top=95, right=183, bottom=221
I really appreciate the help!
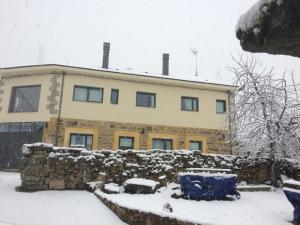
left=49, top=178, right=65, bottom=190
left=236, top=0, right=300, bottom=57
left=124, top=178, right=160, bottom=194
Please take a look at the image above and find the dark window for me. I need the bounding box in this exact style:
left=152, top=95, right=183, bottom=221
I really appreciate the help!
left=69, top=133, right=93, bottom=150
left=119, top=136, right=134, bottom=150
left=10, top=123, right=21, bottom=132
left=152, top=138, right=173, bottom=150
left=0, top=122, right=45, bottom=133
left=20, top=123, right=32, bottom=132
left=189, top=141, right=202, bottom=151
left=73, top=86, right=103, bottom=103
left=136, top=92, right=156, bottom=108
left=0, top=123, right=9, bottom=132
left=216, top=100, right=226, bottom=113
left=9, top=85, right=41, bottom=112
left=181, top=96, right=198, bottom=111
left=111, top=89, right=119, bottom=104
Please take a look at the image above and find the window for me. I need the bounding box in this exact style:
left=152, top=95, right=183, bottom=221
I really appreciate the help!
left=216, top=100, right=226, bottom=113
left=73, top=86, right=103, bottom=103
left=0, top=123, right=9, bottom=132
left=152, top=138, right=173, bottom=150
left=9, top=85, right=41, bottom=112
left=111, top=89, right=119, bottom=104
left=119, top=136, right=134, bottom=150
left=0, top=122, right=44, bottom=133
left=69, top=133, right=93, bottom=150
left=136, top=92, right=156, bottom=108
left=189, top=141, right=202, bottom=151
left=181, top=96, right=198, bottom=111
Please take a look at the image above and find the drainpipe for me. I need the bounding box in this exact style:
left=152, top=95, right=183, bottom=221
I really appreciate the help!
left=55, top=71, right=65, bottom=146
left=227, top=90, right=233, bottom=153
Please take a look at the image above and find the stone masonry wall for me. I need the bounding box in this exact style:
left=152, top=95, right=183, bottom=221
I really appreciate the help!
left=45, top=117, right=231, bottom=154
left=19, top=144, right=300, bottom=191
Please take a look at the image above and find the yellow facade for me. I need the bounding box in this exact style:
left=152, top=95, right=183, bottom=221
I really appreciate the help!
left=0, top=65, right=233, bottom=130
left=0, top=65, right=235, bottom=152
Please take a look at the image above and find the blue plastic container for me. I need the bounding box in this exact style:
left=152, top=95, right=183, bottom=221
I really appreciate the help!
left=179, top=172, right=240, bottom=200
left=283, top=189, right=300, bottom=223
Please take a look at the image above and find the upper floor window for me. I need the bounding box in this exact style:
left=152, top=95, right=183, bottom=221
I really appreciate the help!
left=119, top=136, right=134, bottom=150
left=181, top=96, right=198, bottom=112
left=9, top=85, right=41, bottom=112
left=111, top=89, right=119, bottom=104
left=73, top=86, right=103, bottom=103
left=152, top=138, right=173, bottom=150
left=69, top=133, right=93, bottom=150
left=136, top=92, right=156, bottom=108
left=216, top=100, right=226, bottom=113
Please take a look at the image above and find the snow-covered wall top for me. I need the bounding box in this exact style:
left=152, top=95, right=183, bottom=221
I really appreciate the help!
left=19, top=143, right=300, bottom=191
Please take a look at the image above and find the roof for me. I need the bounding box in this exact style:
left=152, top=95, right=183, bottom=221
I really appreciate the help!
left=0, top=64, right=236, bottom=92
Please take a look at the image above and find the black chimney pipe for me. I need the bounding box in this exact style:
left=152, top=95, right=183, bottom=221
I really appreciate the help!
left=102, top=42, right=110, bottom=69
left=162, top=53, right=169, bottom=76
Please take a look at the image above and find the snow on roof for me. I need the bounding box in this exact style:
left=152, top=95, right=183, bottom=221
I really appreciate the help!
left=1, top=64, right=234, bottom=88
left=236, top=0, right=283, bottom=32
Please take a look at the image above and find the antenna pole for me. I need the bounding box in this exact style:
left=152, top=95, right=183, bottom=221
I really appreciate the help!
left=195, top=53, right=198, bottom=77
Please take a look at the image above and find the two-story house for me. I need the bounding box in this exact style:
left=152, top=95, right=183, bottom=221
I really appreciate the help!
left=0, top=44, right=235, bottom=168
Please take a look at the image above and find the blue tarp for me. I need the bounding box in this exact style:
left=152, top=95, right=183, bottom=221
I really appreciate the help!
left=283, top=189, right=300, bottom=223
left=179, top=173, right=240, bottom=200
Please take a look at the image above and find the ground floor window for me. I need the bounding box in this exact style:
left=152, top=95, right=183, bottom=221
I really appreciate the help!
left=152, top=138, right=173, bottom=150
left=69, top=133, right=93, bottom=150
left=189, top=140, right=202, bottom=151
left=119, top=136, right=134, bottom=150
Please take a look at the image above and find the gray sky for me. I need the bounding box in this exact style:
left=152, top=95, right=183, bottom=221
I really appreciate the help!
left=1, top=0, right=300, bottom=84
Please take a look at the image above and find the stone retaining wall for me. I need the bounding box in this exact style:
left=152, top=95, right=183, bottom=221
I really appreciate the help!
left=19, top=143, right=300, bottom=191
left=95, top=191, right=201, bottom=225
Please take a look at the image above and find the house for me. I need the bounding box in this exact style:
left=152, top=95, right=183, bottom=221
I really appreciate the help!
left=0, top=43, right=235, bottom=168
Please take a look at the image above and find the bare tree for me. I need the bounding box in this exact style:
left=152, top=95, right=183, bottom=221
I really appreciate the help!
left=228, top=54, right=300, bottom=185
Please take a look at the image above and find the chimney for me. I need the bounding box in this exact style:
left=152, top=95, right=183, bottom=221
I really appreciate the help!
left=162, top=53, right=169, bottom=76
left=102, top=42, right=110, bottom=69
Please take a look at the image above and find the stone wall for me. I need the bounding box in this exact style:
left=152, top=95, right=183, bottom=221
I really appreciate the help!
left=44, top=117, right=231, bottom=154
left=19, top=143, right=300, bottom=191
left=95, top=192, right=201, bottom=225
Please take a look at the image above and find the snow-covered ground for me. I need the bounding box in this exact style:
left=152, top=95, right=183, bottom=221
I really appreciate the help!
left=97, top=183, right=294, bottom=225
left=0, top=172, right=126, bottom=225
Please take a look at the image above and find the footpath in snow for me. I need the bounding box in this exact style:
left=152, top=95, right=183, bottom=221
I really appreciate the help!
left=0, top=171, right=126, bottom=225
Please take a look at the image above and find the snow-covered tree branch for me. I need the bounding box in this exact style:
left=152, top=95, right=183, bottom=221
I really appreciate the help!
left=228, top=54, right=300, bottom=161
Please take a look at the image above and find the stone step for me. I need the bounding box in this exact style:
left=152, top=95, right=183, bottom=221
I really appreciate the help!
left=237, top=185, right=272, bottom=192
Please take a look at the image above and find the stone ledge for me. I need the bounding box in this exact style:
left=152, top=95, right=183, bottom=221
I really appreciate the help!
left=236, top=0, right=300, bottom=57
left=95, top=191, right=201, bottom=225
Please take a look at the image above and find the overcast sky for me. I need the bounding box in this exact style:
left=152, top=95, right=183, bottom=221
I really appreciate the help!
left=1, top=0, right=300, bottom=84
